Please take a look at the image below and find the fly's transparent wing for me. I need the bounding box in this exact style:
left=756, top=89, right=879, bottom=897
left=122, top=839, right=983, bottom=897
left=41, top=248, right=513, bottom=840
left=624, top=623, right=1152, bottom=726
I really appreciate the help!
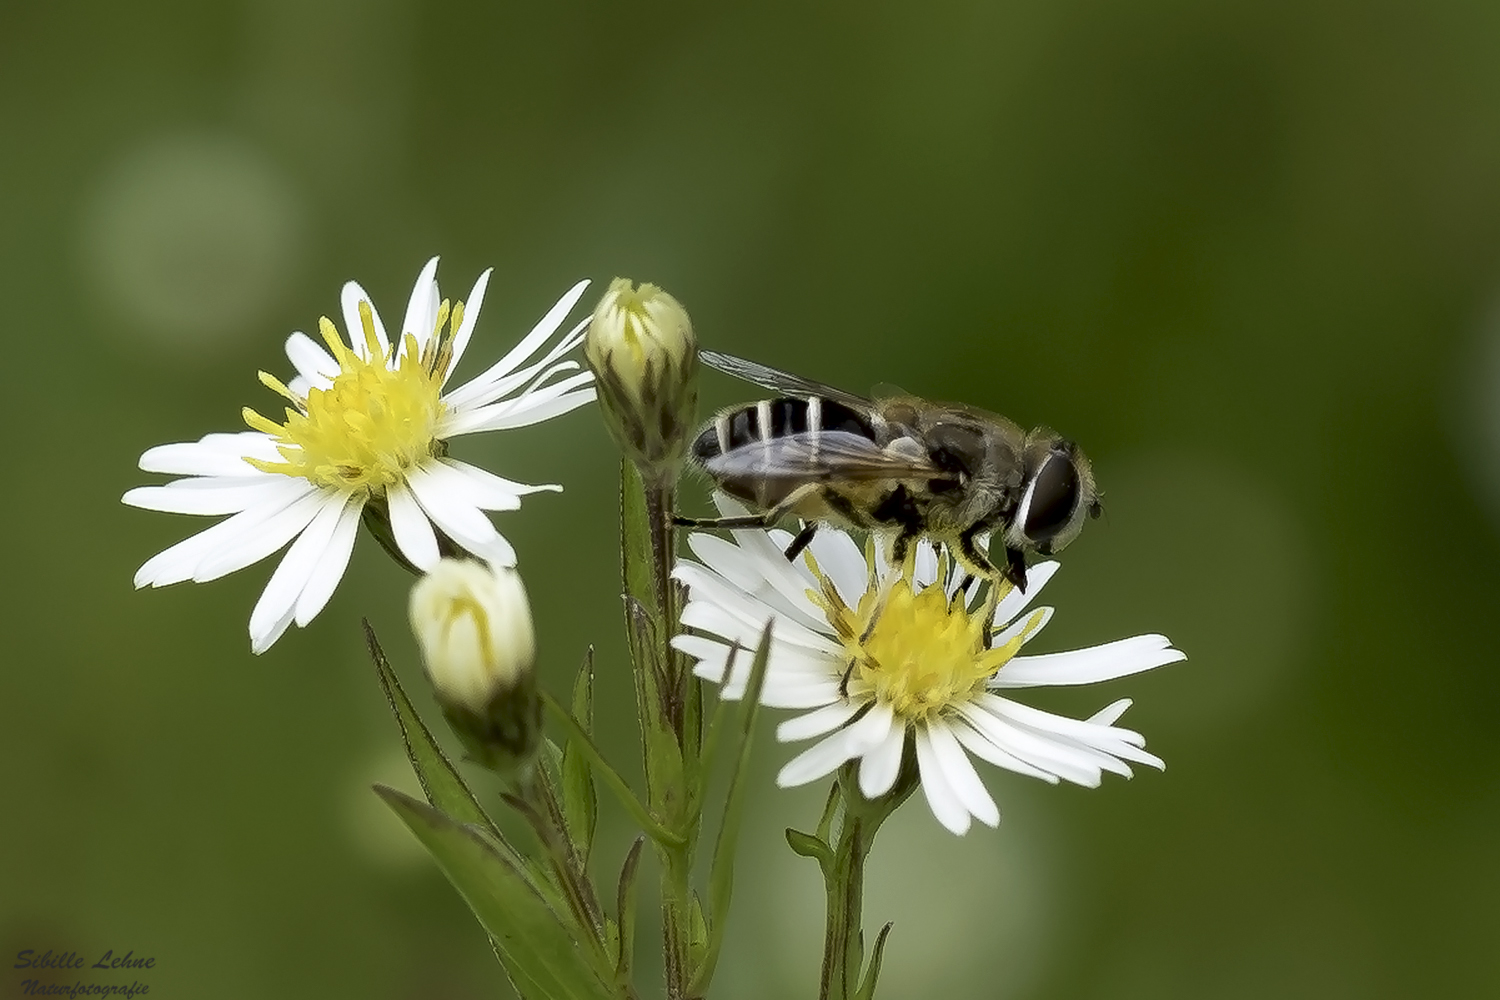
left=701, top=430, right=937, bottom=482
left=699, top=351, right=872, bottom=409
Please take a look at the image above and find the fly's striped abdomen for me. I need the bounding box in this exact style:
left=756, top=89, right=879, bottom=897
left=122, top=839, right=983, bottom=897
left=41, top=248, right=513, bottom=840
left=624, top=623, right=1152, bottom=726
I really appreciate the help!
left=690, top=396, right=880, bottom=510
left=690, top=397, right=876, bottom=462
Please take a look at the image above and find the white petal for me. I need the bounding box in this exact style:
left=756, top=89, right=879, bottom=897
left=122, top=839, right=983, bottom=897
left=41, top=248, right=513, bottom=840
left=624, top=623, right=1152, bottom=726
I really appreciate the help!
left=675, top=549, right=828, bottom=639
left=914, top=726, right=972, bottom=835
left=446, top=266, right=492, bottom=371
left=778, top=702, right=861, bottom=742
left=858, top=721, right=907, bottom=798
left=755, top=679, right=845, bottom=709
left=443, top=379, right=596, bottom=436
left=446, top=351, right=582, bottom=414
left=955, top=703, right=1102, bottom=786
left=248, top=494, right=347, bottom=651
left=444, top=280, right=590, bottom=405
left=191, top=489, right=330, bottom=583
left=673, top=564, right=825, bottom=644
left=986, top=696, right=1160, bottom=772
left=990, top=606, right=1054, bottom=649
left=994, top=635, right=1185, bottom=688
left=406, top=465, right=514, bottom=565
left=400, top=257, right=441, bottom=354
left=132, top=483, right=316, bottom=587
left=678, top=598, right=839, bottom=657
left=1088, top=698, right=1134, bottom=727
left=981, top=694, right=1145, bottom=751
left=677, top=632, right=838, bottom=702
left=685, top=533, right=776, bottom=592
left=803, top=528, right=869, bottom=608
left=284, top=331, right=338, bottom=387
left=670, top=632, right=732, bottom=663
left=692, top=498, right=839, bottom=630
left=776, top=702, right=893, bottom=787
left=950, top=720, right=1059, bottom=783
left=418, top=459, right=523, bottom=512
left=294, top=493, right=364, bottom=626
left=138, top=432, right=281, bottom=476
left=691, top=634, right=840, bottom=685
left=386, top=480, right=439, bottom=571
left=251, top=604, right=296, bottom=655
left=992, top=560, right=1061, bottom=625
left=122, top=476, right=299, bottom=516
left=341, top=280, right=390, bottom=360
left=927, top=720, right=999, bottom=827
left=436, top=457, right=560, bottom=498
left=913, top=540, right=939, bottom=587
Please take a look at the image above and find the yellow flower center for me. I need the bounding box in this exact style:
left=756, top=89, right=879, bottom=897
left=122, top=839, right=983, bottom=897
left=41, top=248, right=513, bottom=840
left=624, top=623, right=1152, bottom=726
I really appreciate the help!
left=242, top=298, right=463, bottom=494
left=809, top=549, right=1045, bottom=722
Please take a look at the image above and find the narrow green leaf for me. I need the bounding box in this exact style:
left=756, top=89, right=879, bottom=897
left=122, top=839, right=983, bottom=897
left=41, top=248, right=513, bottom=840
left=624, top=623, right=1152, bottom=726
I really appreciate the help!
left=573, top=646, right=597, bottom=728
left=690, top=623, right=774, bottom=994
left=815, top=777, right=843, bottom=844
left=854, top=923, right=894, bottom=1000
left=541, top=691, right=686, bottom=848
left=693, top=643, right=743, bottom=816
left=614, top=837, right=645, bottom=978
left=487, top=934, right=556, bottom=1000
left=376, top=786, right=619, bottom=1000
left=785, top=828, right=834, bottom=869
left=364, top=621, right=501, bottom=840
left=561, top=648, right=599, bottom=865
left=625, top=596, right=686, bottom=810
left=688, top=892, right=710, bottom=970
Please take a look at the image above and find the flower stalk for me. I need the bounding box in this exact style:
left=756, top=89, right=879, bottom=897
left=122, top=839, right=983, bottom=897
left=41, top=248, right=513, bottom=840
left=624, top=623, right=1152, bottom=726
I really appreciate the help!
left=592, top=277, right=707, bottom=998
left=789, top=761, right=916, bottom=1000
left=622, top=460, right=702, bottom=999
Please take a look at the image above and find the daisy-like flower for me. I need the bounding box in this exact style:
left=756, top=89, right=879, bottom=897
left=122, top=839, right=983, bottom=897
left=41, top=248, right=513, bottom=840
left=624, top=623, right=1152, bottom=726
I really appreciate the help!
left=124, top=259, right=595, bottom=654
left=670, top=506, right=1185, bottom=835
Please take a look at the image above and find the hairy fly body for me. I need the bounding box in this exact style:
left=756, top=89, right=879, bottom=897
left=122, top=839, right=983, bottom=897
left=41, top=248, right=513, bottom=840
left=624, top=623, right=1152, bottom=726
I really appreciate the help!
left=680, top=351, right=1100, bottom=591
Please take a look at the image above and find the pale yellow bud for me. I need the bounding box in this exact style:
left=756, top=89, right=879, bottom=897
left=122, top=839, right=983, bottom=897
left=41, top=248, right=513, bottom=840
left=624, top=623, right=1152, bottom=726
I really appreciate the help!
left=409, top=559, right=539, bottom=774
left=585, top=278, right=698, bottom=482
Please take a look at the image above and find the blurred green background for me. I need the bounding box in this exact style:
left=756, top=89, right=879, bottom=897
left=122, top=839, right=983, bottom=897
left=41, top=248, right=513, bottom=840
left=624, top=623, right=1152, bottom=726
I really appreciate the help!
left=4, top=0, right=1500, bottom=997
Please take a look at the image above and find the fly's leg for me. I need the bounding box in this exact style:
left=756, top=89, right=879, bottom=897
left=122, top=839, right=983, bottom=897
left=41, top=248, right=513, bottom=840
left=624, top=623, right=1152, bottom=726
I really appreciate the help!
left=671, top=513, right=772, bottom=529
left=783, top=523, right=818, bottom=562
left=1002, top=546, right=1028, bottom=593
left=673, top=484, right=819, bottom=532
left=952, top=526, right=1006, bottom=585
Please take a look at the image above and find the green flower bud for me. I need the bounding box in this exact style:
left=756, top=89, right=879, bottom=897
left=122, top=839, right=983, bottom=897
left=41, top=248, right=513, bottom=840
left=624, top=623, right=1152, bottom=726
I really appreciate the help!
left=585, top=277, right=699, bottom=484
left=409, top=559, right=540, bottom=778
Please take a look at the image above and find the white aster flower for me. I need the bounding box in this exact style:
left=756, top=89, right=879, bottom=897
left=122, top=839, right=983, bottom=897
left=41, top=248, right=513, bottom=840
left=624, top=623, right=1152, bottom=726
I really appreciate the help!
left=124, top=258, right=595, bottom=653
left=670, top=506, right=1186, bottom=835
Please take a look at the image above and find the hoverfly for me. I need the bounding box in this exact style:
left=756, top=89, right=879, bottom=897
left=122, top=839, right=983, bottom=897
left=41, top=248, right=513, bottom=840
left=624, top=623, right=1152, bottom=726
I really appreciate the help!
left=679, top=351, right=1100, bottom=591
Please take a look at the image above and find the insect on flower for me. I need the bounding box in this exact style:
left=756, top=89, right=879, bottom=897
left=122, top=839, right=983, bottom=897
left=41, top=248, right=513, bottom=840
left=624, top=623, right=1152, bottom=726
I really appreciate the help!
left=680, top=352, right=1101, bottom=591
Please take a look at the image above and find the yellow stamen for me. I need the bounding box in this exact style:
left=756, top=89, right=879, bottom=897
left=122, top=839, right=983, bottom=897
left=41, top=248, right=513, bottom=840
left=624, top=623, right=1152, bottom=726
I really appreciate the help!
left=809, top=550, right=1042, bottom=723
left=257, top=371, right=298, bottom=405
left=243, top=306, right=462, bottom=493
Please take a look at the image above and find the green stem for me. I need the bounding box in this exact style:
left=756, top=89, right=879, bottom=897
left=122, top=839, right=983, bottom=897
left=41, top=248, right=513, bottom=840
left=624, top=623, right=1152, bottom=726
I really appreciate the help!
left=646, top=480, right=701, bottom=1000
left=818, top=764, right=916, bottom=1000
left=511, top=775, right=612, bottom=974
left=621, top=460, right=701, bottom=999
left=541, top=693, right=685, bottom=848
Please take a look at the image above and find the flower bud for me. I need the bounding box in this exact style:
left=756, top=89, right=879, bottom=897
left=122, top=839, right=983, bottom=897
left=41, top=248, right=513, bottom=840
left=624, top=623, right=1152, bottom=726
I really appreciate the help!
left=585, top=277, right=699, bottom=483
left=409, top=559, right=540, bottom=776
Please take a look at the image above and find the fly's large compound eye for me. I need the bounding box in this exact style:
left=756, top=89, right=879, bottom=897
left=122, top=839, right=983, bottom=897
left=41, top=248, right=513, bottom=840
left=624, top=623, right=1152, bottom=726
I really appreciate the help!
left=1022, top=450, right=1081, bottom=544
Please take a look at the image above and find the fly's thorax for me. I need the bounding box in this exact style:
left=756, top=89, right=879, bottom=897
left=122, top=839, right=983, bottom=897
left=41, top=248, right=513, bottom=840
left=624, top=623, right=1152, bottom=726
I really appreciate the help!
left=911, top=407, right=1027, bottom=529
